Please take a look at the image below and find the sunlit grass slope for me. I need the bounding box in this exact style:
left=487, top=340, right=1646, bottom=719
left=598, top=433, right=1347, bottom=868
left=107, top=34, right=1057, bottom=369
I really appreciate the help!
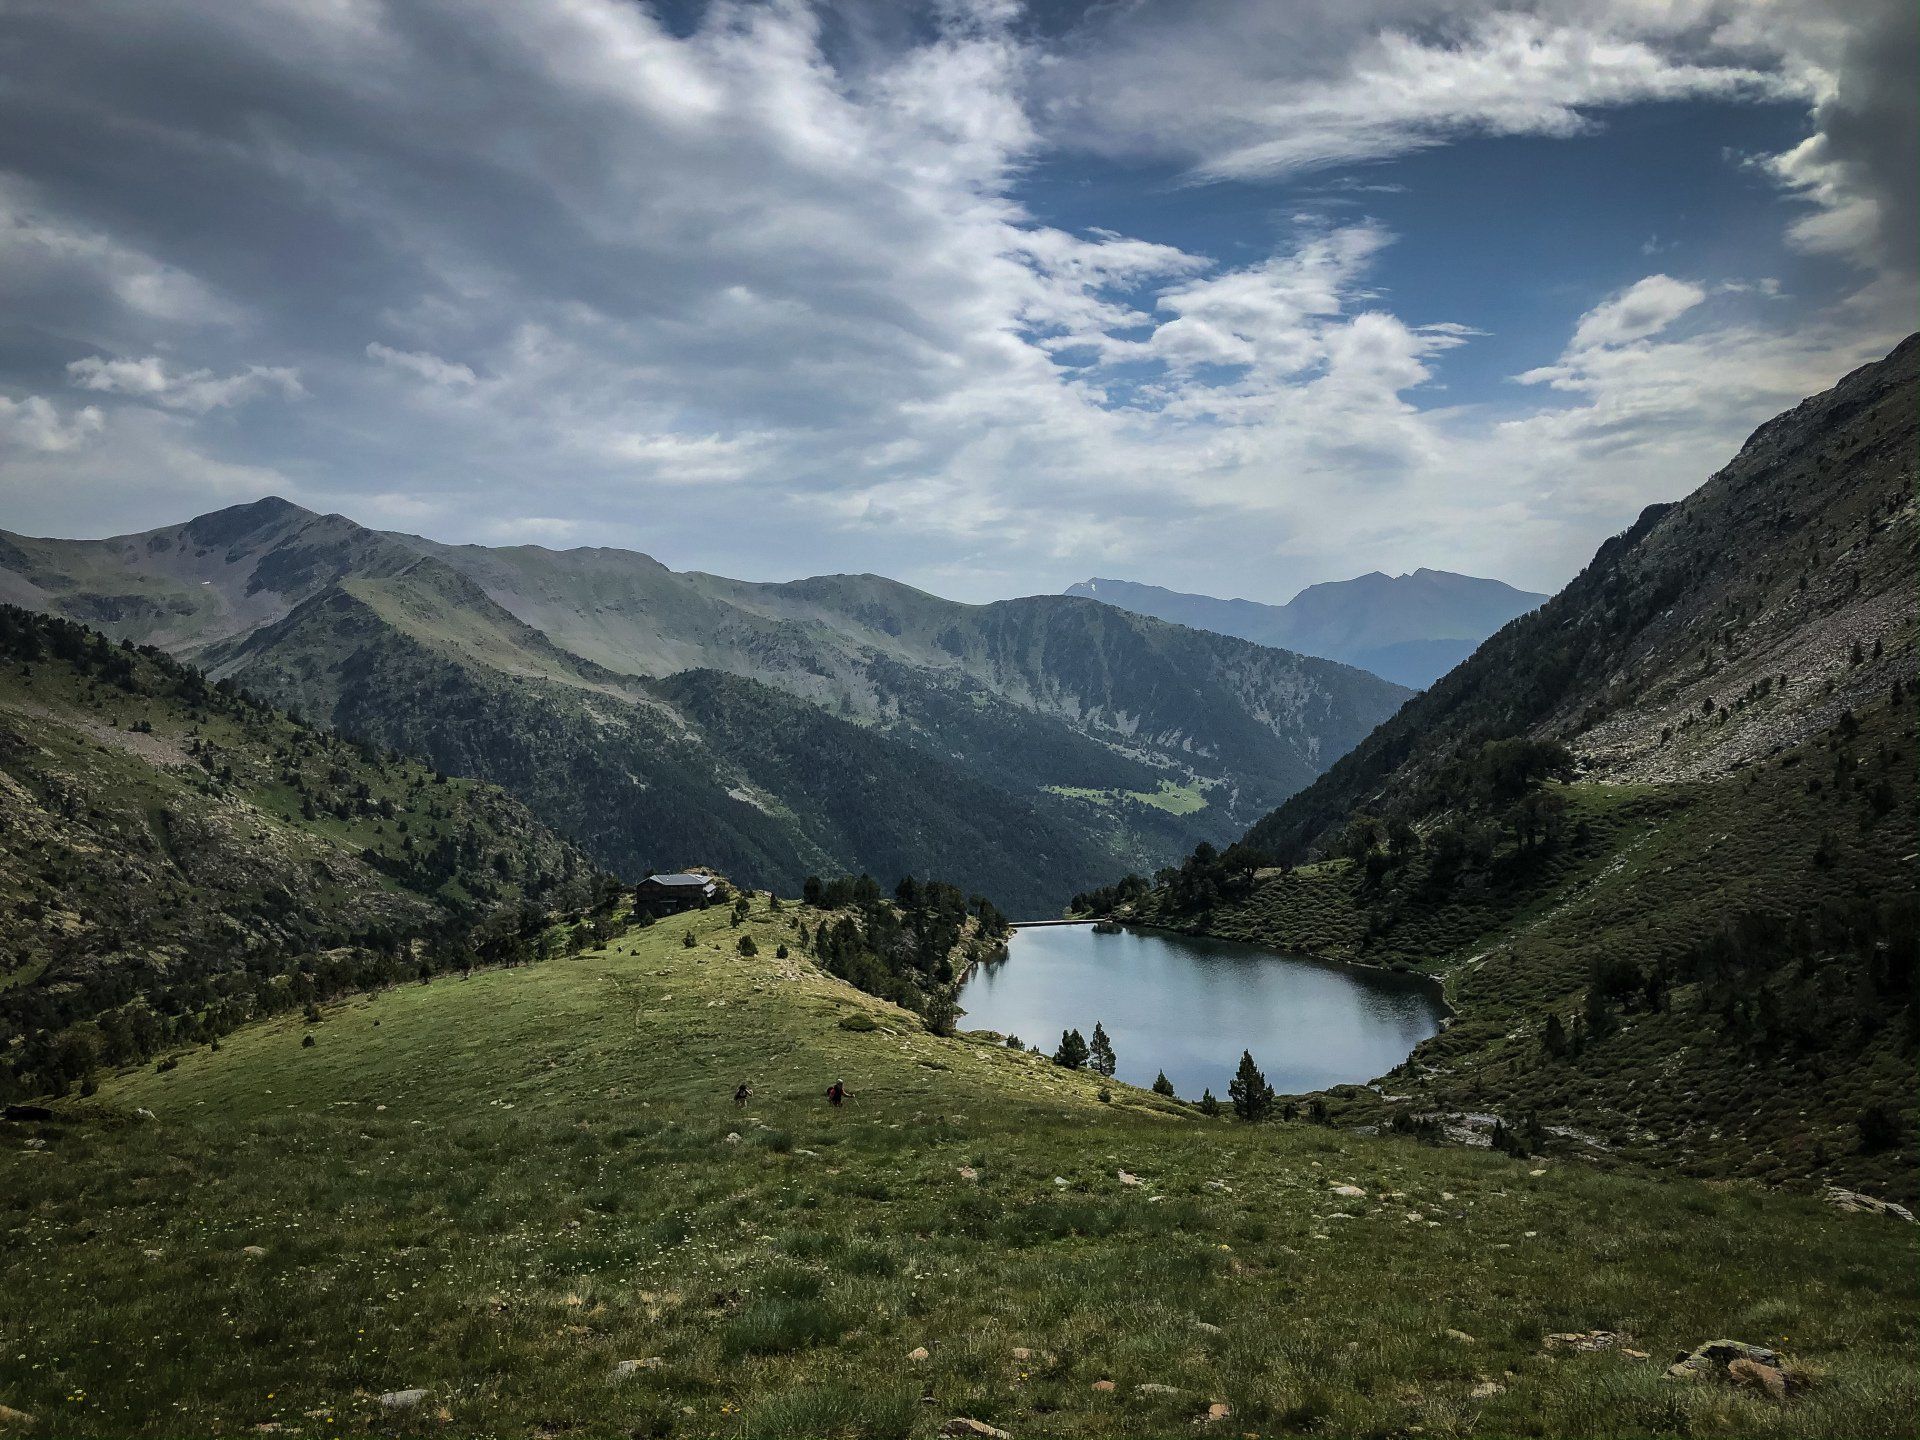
left=3, top=900, right=1915, bottom=1438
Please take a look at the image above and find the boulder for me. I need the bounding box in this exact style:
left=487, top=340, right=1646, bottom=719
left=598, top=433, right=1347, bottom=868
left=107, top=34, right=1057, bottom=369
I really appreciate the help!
left=939, top=1419, right=1009, bottom=1439
left=1330, top=1184, right=1366, bottom=1198
left=1825, top=1188, right=1916, bottom=1223
left=0, top=1404, right=34, bottom=1430
left=378, top=1390, right=428, bottom=1411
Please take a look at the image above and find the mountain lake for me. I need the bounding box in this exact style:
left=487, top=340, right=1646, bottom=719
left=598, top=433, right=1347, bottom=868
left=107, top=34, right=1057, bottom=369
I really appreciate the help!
left=957, top=923, right=1447, bottom=1100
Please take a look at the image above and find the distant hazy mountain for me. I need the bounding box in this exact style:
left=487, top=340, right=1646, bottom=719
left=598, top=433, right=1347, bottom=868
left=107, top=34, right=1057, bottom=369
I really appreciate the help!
left=0, top=502, right=1410, bottom=912
left=1064, top=570, right=1548, bottom=687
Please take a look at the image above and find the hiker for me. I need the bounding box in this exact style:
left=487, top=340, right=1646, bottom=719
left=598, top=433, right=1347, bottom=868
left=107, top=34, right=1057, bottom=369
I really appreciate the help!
left=826, top=1078, right=847, bottom=1107
left=733, top=1082, right=751, bottom=1108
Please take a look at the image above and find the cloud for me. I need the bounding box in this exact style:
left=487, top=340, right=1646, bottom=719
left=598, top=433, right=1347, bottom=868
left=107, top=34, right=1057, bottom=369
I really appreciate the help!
left=0, top=394, right=104, bottom=452
left=0, top=0, right=1907, bottom=601
left=66, top=354, right=304, bottom=413
left=366, top=342, right=478, bottom=388
left=1562, top=275, right=1707, bottom=353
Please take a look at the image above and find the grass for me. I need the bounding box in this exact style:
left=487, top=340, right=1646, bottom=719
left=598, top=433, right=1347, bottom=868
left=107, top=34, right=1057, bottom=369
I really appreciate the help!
left=1044, top=779, right=1210, bottom=816
left=3, top=899, right=1916, bottom=1437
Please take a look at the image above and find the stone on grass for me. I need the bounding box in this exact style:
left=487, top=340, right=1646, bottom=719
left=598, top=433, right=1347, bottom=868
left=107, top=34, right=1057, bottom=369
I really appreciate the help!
left=957, top=1166, right=979, bottom=1182
left=1204, top=1401, right=1232, bottom=1422
left=722, top=1132, right=742, bottom=1145
left=1728, top=1357, right=1791, bottom=1403
left=1330, top=1184, right=1366, bottom=1198
left=908, top=1346, right=931, bottom=1362
left=0, top=1404, right=34, bottom=1430
left=1135, top=1383, right=1183, bottom=1397
left=1543, top=1330, right=1627, bottom=1353
left=939, top=1419, right=1009, bottom=1439
left=133, top=1108, right=156, bottom=1121
left=1193, top=1321, right=1222, bottom=1336
left=612, top=1358, right=664, bottom=1380
left=1090, top=1380, right=1115, bottom=1393
left=1117, top=1170, right=1141, bottom=1186
left=1444, top=1329, right=1476, bottom=1345
left=1010, top=1347, right=1034, bottom=1361
left=241, top=1245, right=268, bottom=1258
left=379, top=1389, right=428, bottom=1411
left=1825, top=1188, right=1916, bottom=1223
left=1469, top=1381, right=1504, bottom=1399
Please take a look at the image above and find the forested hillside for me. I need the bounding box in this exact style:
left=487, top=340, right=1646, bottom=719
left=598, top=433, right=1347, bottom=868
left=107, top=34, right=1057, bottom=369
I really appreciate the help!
left=1119, top=335, right=1920, bottom=1199
left=0, top=606, right=600, bottom=1101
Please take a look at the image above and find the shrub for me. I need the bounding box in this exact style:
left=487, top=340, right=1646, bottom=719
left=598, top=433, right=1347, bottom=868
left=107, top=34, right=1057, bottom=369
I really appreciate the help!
left=738, top=935, right=759, bottom=957
left=838, top=1014, right=877, bottom=1032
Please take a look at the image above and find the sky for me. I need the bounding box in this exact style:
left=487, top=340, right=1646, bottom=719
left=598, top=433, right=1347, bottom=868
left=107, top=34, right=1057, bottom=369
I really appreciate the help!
left=0, top=0, right=1914, bottom=605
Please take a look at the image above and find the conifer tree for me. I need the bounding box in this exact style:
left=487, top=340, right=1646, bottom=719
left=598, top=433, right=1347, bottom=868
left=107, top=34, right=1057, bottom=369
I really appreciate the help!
left=1228, top=1050, right=1275, bottom=1122
left=1088, top=1021, right=1117, bottom=1077
left=1151, top=1070, right=1175, bottom=1097
left=1052, top=1028, right=1089, bottom=1070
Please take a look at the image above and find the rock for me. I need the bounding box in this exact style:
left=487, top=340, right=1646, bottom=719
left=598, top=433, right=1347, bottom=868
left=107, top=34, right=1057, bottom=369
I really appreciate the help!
left=1193, top=1321, right=1222, bottom=1336
left=142, top=1248, right=164, bottom=1259
left=1090, top=1380, right=1115, bottom=1392
left=133, top=1108, right=156, bottom=1122
left=21, top=1139, right=45, bottom=1150
left=1204, top=1402, right=1232, bottom=1422
left=1204, top=1179, right=1232, bottom=1192
left=723, top=1132, right=742, bottom=1145
left=1444, top=1329, right=1476, bottom=1345
left=1469, top=1381, right=1504, bottom=1399
left=1825, top=1187, right=1917, bottom=1223
left=1623, top=1348, right=1650, bottom=1360
left=1117, top=1170, right=1141, bottom=1186
left=1010, top=1347, right=1034, bottom=1361
left=612, top=1358, right=664, bottom=1379
left=378, top=1390, right=428, bottom=1411
left=957, top=1166, right=979, bottom=1181
left=1135, top=1383, right=1184, bottom=1397
left=241, top=1245, right=268, bottom=1258
left=0, top=1404, right=34, bottom=1429
left=1330, top=1184, right=1366, bottom=1198
left=1544, top=1330, right=1627, bottom=1353
left=1728, top=1357, right=1790, bottom=1403
left=1666, top=1338, right=1783, bottom=1382
left=908, top=1346, right=931, bottom=1362
left=1053, top=1176, right=1070, bottom=1188
left=939, top=1420, right=1009, bottom=1439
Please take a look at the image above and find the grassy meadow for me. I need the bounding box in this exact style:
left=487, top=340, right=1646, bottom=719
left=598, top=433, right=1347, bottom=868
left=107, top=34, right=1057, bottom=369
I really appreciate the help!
left=3, top=899, right=1917, bottom=1438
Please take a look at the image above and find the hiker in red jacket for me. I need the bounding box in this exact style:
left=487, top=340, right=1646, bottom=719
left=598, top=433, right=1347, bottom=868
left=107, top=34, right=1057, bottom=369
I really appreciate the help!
left=826, top=1078, right=847, bottom=1107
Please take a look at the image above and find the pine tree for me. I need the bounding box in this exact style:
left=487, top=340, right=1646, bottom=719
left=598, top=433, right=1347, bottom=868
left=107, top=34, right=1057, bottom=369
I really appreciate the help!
left=1052, top=1028, right=1089, bottom=1070
left=1199, top=1089, right=1221, bottom=1116
left=1088, top=1021, right=1117, bottom=1078
left=1151, top=1070, right=1175, bottom=1097
left=1228, top=1050, right=1274, bottom=1122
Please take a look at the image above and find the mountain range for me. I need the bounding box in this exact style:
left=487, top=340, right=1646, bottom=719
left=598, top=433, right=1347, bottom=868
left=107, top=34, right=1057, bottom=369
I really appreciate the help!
left=0, top=505, right=1409, bottom=915
left=1065, top=571, right=1547, bottom=687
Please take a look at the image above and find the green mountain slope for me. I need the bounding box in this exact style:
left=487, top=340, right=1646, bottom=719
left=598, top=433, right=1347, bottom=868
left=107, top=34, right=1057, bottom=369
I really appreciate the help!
left=1066, top=570, right=1548, bottom=686
left=1124, top=334, right=1920, bottom=1197
left=3, top=895, right=1914, bottom=1437
left=1, top=501, right=1410, bottom=909
left=0, top=605, right=599, bottom=1099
